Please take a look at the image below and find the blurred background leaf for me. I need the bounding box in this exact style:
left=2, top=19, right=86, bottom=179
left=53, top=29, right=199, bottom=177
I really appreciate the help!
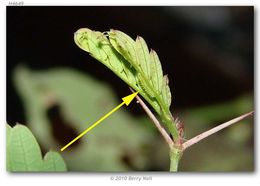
left=14, top=66, right=158, bottom=171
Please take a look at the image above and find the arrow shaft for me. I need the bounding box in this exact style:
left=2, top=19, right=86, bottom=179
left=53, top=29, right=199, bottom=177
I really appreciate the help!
left=61, top=102, right=125, bottom=151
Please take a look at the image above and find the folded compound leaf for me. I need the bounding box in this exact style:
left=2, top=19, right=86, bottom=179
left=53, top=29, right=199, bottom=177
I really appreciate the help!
left=6, top=124, right=67, bottom=172
left=74, top=28, right=179, bottom=141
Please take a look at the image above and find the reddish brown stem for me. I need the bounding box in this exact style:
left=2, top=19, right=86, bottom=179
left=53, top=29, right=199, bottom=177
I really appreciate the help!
left=130, top=88, right=174, bottom=148
left=182, top=111, right=254, bottom=151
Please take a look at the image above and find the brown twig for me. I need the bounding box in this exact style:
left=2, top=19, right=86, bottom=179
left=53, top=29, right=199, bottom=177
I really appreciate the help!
left=129, top=88, right=174, bottom=148
left=182, top=111, right=254, bottom=151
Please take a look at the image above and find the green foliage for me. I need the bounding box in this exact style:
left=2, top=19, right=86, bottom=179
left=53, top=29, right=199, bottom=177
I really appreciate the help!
left=6, top=124, right=67, bottom=172
left=14, top=66, right=155, bottom=171
left=74, top=28, right=178, bottom=140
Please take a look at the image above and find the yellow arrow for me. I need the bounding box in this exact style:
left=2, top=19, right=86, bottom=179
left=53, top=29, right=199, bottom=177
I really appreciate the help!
left=60, top=91, right=139, bottom=151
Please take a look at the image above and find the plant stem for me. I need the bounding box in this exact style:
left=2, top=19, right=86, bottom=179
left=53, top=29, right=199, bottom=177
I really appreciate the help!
left=161, top=110, right=179, bottom=142
left=169, top=147, right=182, bottom=172
left=182, top=111, right=254, bottom=150
left=131, top=88, right=253, bottom=171
left=131, top=88, right=183, bottom=171
left=132, top=89, right=174, bottom=147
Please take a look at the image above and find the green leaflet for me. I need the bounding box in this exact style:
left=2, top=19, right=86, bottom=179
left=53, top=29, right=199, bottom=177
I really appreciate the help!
left=162, top=75, right=172, bottom=107
left=108, top=29, right=137, bottom=65
left=6, top=124, right=67, bottom=172
left=74, top=28, right=179, bottom=141
left=74, top=28, right=137, bottom=88
left=43, top=151, right=67, bottom=171
left=135, top=36, right=152, bottom=79
left=150, top=50, right=163, bottom=94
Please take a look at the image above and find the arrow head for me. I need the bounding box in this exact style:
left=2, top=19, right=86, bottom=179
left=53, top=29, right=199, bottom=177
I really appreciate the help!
left=122, top=91, right=139, bottom=106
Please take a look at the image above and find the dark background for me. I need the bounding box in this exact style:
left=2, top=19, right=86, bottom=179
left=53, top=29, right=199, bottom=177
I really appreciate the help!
left=7, top=6, right=254, bottom=127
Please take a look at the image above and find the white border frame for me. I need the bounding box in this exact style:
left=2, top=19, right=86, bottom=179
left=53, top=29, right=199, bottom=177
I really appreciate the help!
left=1, top=1, right=258, bottom=186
